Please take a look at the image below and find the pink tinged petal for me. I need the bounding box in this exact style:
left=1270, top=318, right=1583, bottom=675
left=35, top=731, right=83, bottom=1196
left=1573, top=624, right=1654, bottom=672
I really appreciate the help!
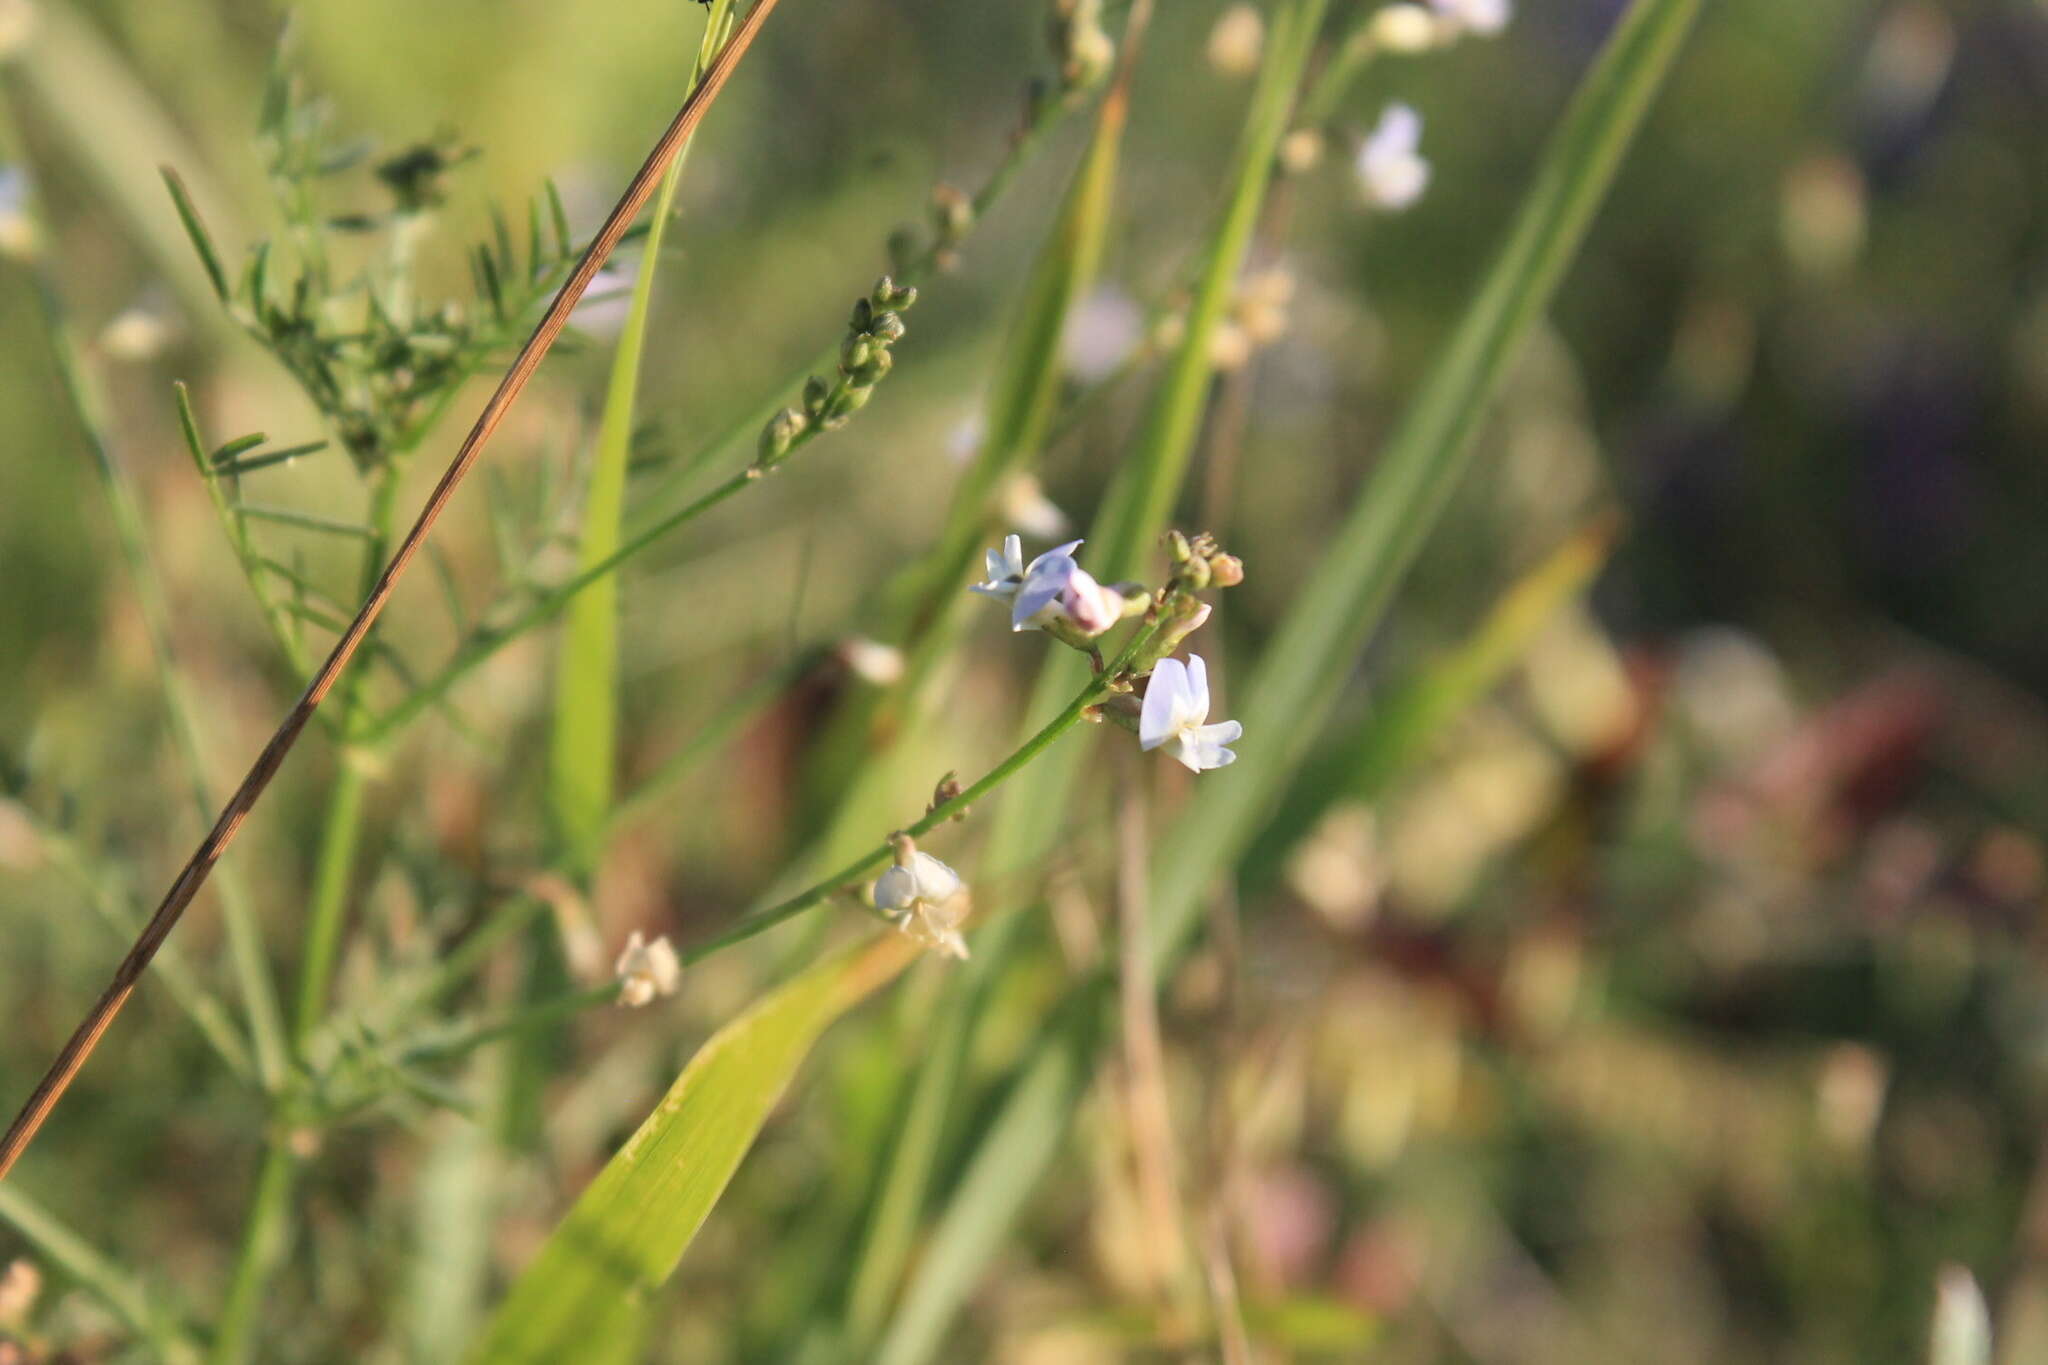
left=1060, top=568, right=1119, bottom=635
left=1140, top=659, right=1188, bottom=750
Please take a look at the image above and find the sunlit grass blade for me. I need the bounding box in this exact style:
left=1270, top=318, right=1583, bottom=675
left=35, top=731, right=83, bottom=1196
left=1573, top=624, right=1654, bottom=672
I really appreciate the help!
left=465, top=933, right=919, bottom=1363
left=881, top=1, right=1705, bottom=1354
left=1146, top=0, right=1705, bottom=972
left=0, top=1184, right=201, bottom=1364
left=548, top=0, right=733, bottom=873
left=1240, top=516, right=1618, bottom=890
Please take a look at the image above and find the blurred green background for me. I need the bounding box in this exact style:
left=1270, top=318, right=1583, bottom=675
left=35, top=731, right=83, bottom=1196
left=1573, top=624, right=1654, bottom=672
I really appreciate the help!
left=2, top=0, right=2047, bottom=1360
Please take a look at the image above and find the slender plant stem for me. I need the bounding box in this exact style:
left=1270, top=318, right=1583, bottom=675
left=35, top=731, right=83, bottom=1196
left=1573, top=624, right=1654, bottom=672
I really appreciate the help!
left=210, top=1142, right=294, bottom=1365
left=398, top=985, right=623, bottom=1066
left=0, top=0, right=785, bottom=1186
left=679, top=616, right=1164, bottom=967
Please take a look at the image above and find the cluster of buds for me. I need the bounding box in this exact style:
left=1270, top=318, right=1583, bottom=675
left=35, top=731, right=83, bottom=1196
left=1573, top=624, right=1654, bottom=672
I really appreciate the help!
left=757, top=276, right=917, bottom=470
left=1049, top=0, right=1115, bottom=95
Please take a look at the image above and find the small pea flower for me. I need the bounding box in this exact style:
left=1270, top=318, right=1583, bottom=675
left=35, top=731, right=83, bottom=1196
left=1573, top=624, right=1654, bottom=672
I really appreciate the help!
left=614, top=931, right=682, bottom=1008
left=1428, top=0, right=1511, bottom=37
left=1140, top=654, right=1242, bottom=773
left=874, top=843, right=971, bottom=960
left=971, top=535, right=1123, bottom=637
left=1357, top=104, right=1431, bottom=212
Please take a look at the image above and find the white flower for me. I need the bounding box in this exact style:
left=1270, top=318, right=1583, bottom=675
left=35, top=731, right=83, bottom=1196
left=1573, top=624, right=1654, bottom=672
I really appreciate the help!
left=1206, top=3, right=1264, bottom=77
left=1428, top=0, right=1511, bottom=37
left=1140, top=654, right=1242, bottom=773
left=1356, top=104, right=1431, bottom=212
left=873, top=851, right=971, bottom=960
left=613, top=931, right=681, bottom=1008
left=1372, top=3, right=1444, bottom=53
left=839, top=636, right=905, bottom=686
left=970, top=535, right=1122, bottom=637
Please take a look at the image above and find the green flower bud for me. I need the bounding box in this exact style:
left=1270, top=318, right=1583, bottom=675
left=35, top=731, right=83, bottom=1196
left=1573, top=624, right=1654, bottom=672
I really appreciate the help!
left=840, top=334, right=874, bottom=373
left=850, top=297, right=875, bottom=333
left=803, top=376, right=832, bottom=419
left=869, top=311, right=906, bottom=345
left=757, top=406, right=809, bottom=465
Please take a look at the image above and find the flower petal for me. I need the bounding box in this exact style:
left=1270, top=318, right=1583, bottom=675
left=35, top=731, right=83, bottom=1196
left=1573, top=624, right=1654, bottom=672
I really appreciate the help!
left=1012, top=555, right=1074, bottom=629
left=1140, top=659, right=1188, bottom=750
left=1183, top=654, right=1212, bottom=724
left=908, top=851, right=962, bottom=904
left=873, top=864, right=917, bottom=914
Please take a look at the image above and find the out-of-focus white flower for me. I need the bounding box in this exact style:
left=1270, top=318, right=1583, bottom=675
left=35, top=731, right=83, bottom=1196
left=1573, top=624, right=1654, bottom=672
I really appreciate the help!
left=999, top=473, right=1070, bottom=539
left=99, top=291, right=183, bottom=362
left=1140, top=654, right=1242, bottom=772
left=971, top=534, right=1122, bottom=637
left=1207, top=3, right=1264, bottom=76
left=0, top=0, right=35, bottom=61
left=613, top=931, right=681, bottom=1008
left=839, top=636, right=905, bottom=685
left=0, top=164, right=34, bottom=260
left=1279, top=128, right=1326, bottom=174
left=1063, top=286, right=1145, bottom=382
left=1357, top=104, right=1430, bottom=212
left=1372, top=3, right=1443, bottom=52
left=1428, top=0, right=1511, bottom=37
left=874, top=850, right=971, bottom=960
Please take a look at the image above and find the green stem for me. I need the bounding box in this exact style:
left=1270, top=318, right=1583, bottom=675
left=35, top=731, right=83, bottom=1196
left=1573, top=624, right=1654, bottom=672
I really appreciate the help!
left=681, top=616, right=1164, bottom=966
left=210, top=1140, right=296, bottom=1365
left=216, top=460, right=402, bottom=1363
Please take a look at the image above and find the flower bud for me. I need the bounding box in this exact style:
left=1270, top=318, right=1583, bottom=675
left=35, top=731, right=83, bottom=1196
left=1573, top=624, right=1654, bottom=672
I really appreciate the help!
left=930, top=183, right=974, bottom=245
left=803, top=375, right=832, bottom=419
left=872, top=276, right=917, bottom=311
left=1279, top=128, right=1326, bottom=175
left=850, top=296, right=875, bottom=333
left=841, top=333, right=874, bottom=372
left=758, top=406, right=809, bottom=464
left=1209, top=553, right=1245, bottom=587
left=869, top=311, right=906, bottom=345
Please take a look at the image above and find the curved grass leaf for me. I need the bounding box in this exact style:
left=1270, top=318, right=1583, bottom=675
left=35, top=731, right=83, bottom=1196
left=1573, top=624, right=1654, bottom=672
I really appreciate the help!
left=465, top=932, right=919, bottom=1363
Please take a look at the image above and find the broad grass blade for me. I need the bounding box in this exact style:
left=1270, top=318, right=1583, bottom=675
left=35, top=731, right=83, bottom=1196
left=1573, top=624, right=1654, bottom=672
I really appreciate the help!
left=465, top=933, right=918, bottom=1363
